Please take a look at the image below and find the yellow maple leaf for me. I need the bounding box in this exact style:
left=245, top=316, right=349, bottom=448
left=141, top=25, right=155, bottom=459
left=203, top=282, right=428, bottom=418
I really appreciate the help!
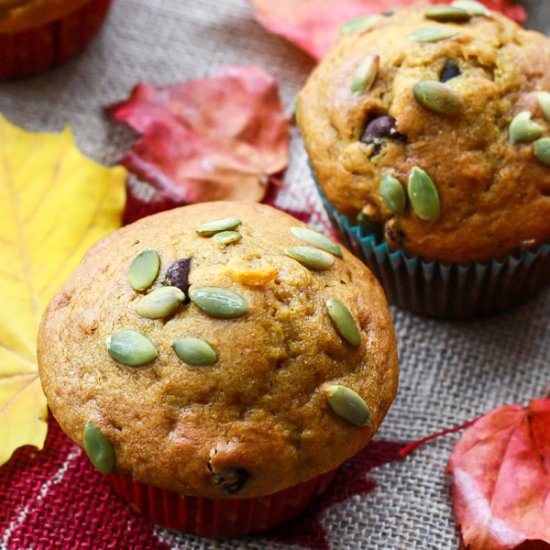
left=0, top=115, right=126, bottom=466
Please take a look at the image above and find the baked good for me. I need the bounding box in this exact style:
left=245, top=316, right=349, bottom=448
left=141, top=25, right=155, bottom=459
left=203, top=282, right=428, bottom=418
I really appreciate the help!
left=38, top=201, right=398, bottom=534
left=297, top=1, right=550, bottom=318
left=0, top=0, right=112, bottom=80
left=298, top=2, right=550, bottom=263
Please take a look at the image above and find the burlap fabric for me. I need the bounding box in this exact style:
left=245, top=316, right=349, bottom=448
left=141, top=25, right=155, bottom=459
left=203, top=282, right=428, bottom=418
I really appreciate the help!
left=0, top=1, right=548, bottom=549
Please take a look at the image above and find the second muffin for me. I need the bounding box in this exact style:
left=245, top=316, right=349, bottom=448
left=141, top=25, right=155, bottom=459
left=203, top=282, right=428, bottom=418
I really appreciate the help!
left=298, top=1, right=550, bottom=318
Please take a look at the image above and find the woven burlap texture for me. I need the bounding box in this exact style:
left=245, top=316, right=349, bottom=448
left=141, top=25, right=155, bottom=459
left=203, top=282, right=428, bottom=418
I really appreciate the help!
left=0, top=1, right=548, bottom=549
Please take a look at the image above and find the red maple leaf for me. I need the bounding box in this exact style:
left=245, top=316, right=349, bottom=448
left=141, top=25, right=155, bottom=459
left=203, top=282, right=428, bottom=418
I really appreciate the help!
left=448, top=399, right=550, bottom=550
left=107, top=65, right=290, bottom=220
left=248, top=0, right=527, bottom=61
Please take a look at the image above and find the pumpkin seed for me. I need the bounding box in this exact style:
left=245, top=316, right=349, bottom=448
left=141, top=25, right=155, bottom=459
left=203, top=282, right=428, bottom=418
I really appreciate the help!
left=413, top=80, right=462, bottom=116
left=290, top=227, right=342, bottom=257
left=451, top=0, right=490, bottom=16
left=340, top=14, right=381, bottom=33
left=379, top=173, right=406, bottom=215
left=196, top=218, right=241, bottom=237
left=212, top=230, right=242, bottom=246
left=325, top=385, right=372, bottom=427
left=83, top=422, right=115, bottom=475
left=189, top=287, right=249, bottom=318
left=534, top=138, right=550, bottom=166
left=408, top=27, right=456, bottom=43
left=326, top=299, right=361, bottom=347
left=172, top=337, right=218, bottom=366
left=136, top=286, right=185, bottom=319
left=537, top=92, right=550, bottom=122
left=106, top=330, right=158, bottom=366
left=509, top=112, right=543, bottom=144
left=425, top=6, right=470, bottom=22
left=351, top=55, right=379, bottom=95
left=407, top=167, right=441, bottom=223
left=285, top=246, right=335, bottom=271
left=128, top=249, right=160, bottom=291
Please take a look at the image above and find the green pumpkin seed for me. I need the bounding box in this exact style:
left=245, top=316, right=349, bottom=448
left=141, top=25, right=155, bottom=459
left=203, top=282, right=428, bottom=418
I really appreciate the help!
left=83, top=422, right=115, bottom=475
left=326, top=299, right=361, bottom=347
left=509, top=112, right=543, bottom=144
left=413, top=80, right=462, bottom=116
left=189, top=287, right=249, bottom=318
left=212, top=230, right=242, bottom=246
left=136, top=286, right=185, bottom=319
left=106, top=330, right=158, bottom=366
left=351, top=55, right=379, bottom=95
left=534, top=138, right=550, bottom=166
left=325, top=385, right=372, bottom=427
left=379, top=173, right=406, bottom=215
left=537, top=92, right=550, bottom=122
left=285, top=246, right=335, bottom=271
left=451, top=0, right=490, bottom=16
left=340, top=14, right=381, bottom=34
left=408, top=27, right=456, bottom=43
left=196, top=218, right=241, bottom=237
left=128, top=249, right=160, bottom=291
left=425, top=6, right=470, bottom=22
left=290, top=227, right=342, bottom=257
left=172, top=337, right=218, bottom=366
left=408, top=167, right=441, bottom=223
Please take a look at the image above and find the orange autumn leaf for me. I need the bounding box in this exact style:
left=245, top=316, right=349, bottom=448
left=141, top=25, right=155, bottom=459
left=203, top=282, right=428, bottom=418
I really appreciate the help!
left=447, top=400, right=550, bottom=550
left=107, top=65, right=289, bottom=220
left=0, top=116, right=126, bottom=466
left=248, top=0, right=527, bottom=61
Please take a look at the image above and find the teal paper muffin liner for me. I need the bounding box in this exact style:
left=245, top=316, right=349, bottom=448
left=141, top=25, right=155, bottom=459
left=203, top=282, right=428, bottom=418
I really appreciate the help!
left=314, top=181, right=550, bottom=320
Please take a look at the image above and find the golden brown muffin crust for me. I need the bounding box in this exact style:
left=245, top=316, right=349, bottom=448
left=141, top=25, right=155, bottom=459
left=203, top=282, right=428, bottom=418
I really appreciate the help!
left=38, top=202, right=398, bottom=498
left=0, top=0, right=91, bottom=33
left=297, top=3, right=550, bottom=263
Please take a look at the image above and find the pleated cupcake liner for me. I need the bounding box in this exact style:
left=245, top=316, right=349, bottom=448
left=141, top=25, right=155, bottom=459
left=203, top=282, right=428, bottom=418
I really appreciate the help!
left=109, top=468, right=337, bottom=537
left=314, top=181, right=550, bottom=320
left=0, top=0, right=112, bottom=81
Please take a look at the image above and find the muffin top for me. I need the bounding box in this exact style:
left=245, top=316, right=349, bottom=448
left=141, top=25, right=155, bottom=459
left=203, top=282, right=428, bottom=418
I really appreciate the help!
left=0, top=0, right=90, bottom=33
left=38, top=202, right=398, bottom=498
left=298, top=2, right=550, bottom=263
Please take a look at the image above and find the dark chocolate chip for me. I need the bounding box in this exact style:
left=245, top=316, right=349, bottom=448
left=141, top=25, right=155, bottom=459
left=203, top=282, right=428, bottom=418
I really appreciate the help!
left=384, top=219, right=406, bottom=248
left=164, top=258, right=191, bottom=302
left=213, top=467, right=250, bottom=495
left=382, top=10, right=394, bottom=16
left=440, top=59, right=461, bottom=83
left=363, top=115, right=395, bottom=140
left=361, top=115, right=408, bottom=146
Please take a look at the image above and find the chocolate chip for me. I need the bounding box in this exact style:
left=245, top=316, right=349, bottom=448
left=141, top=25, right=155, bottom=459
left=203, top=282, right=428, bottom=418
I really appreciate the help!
left=164, top=258, right=191, bottom=301
left=382, top=10, right=394, bottom=16
left=212, top=467, right=250, bottom=494
left=363, top=115, right=396, bottom=140
left=384, top=218, right=406, bottom=248
left=361, top=115, right=408, bottom=149
left=440, top=59, right=461, bottom=83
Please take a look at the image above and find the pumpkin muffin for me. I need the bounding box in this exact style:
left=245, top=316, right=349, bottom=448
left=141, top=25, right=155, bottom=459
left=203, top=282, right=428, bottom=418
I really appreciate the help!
left=38, top=201, right=398, bottom=536
left=297, top=1, right=550, bottom=318
left=0, top=0, right=112, bottom=80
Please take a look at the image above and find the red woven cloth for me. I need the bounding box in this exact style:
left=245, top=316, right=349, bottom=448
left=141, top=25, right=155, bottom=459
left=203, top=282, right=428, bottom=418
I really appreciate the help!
left=0, top=418, right=406, bottom=549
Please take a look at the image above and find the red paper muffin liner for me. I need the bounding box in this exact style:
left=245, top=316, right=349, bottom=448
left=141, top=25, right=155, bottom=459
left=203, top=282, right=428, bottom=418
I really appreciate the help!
left=109, top=469, right=337, bottom=537
left=0, top=0, right=112, bottom=80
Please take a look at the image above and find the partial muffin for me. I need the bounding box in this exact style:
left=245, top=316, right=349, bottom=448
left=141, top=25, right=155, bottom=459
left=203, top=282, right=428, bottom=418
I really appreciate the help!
left=38, top=201, right=398, bottom=535
left=297, top=1, right=550, bottom=318
left=0, top=0, right=112, bottom=80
